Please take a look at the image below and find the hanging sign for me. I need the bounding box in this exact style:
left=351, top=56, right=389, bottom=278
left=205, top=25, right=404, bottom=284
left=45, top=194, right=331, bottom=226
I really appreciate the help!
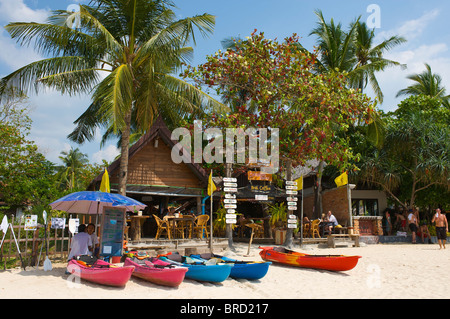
left=51, top=218, right=66, bottom=229
left=248, top=171, right=272, bottom=181
left=24, top=215, right=38, bottom=231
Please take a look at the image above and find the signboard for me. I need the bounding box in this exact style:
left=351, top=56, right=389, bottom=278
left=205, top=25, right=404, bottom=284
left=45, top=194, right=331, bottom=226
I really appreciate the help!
left=100, top=206, right=126, bottom=257
left=51, top=218, right=66, bottom=229
left=255, top=195, right=269, bottom=201
left=223, top=187, right=238, bottom=193
left=223, top=177, right=237, bottom=183
left=24, top=215, right=38, bottom=231
left=248, top=171, right=272, bottom=182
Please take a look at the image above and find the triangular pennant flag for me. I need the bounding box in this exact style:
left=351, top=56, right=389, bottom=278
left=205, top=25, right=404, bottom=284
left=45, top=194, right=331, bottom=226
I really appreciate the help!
left=335, top=172, right=348, bottom=188
left=100, top=168, right=110, bottom=193
left=207, top=171, right=217, bottom=196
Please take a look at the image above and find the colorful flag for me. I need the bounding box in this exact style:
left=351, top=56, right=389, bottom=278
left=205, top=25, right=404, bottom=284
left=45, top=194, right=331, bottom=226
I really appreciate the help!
left=208, top=171, right=217, bottom=196
left=335, top=172, right=348, bottom=188
left=100, top=168, right=110, bottom=193
left=295, top=176, right=303, bottom=190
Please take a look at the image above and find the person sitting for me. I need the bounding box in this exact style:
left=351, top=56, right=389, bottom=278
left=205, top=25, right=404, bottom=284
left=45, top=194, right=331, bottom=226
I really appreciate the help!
left=417, top=221, right=432, bottom=244
left=324, top=211, right=338, bottom=235
left=68, top=224, right=92, bottom=260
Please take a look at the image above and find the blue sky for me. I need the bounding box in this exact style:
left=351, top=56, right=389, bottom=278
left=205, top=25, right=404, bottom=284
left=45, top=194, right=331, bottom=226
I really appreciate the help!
left=0, top=0, right=449, bottom=165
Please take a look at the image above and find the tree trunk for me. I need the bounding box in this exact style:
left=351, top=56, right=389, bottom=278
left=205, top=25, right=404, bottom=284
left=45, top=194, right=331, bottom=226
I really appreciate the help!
left=313, top=161, right=325, bottom=220
left=118, top=109, right=132, bottom=196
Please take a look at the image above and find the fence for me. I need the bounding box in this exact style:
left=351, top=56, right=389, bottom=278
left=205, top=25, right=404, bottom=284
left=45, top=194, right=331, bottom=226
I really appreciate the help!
left=0, top=214, right=100, bottom=270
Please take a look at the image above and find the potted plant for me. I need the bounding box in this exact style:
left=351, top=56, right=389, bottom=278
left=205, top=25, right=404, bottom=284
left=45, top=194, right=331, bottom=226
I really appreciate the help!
left=268, top=202, right=288, bottom=244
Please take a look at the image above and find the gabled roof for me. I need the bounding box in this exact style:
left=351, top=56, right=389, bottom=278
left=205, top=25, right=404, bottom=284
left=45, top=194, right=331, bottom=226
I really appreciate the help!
left=89, top=116, right=208, bottom=189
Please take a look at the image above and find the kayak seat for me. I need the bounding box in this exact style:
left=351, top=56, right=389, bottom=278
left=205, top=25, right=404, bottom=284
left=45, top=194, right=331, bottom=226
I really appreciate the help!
left=272, top=247, right=287, bottom=253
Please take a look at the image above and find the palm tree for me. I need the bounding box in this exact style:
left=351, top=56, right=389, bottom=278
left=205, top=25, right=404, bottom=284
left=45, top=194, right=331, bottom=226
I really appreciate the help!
left=56, top=147, right=89, bottom=191
left=396, top=63, right=450, bottom=107
left=310, top=10, right=406, bottom=103
left=350, top=21, right=407, bottom=102
left=0, top=0, right=221, bottom=195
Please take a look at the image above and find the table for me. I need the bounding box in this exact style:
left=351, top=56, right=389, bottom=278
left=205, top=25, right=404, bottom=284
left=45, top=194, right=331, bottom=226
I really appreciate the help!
left=164, top=216, right=195, bottom=239
left=129, top=216, right=149, bottom=241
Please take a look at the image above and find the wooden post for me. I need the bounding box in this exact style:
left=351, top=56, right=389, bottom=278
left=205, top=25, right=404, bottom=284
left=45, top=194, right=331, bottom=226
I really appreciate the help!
left=283, top=159, right=294, bottom=248
left=225, top=163, right=234, bottom=250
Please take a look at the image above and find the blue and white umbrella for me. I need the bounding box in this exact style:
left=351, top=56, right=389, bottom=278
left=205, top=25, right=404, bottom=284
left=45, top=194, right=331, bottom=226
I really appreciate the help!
left=49, top=191, right=146, bottom=215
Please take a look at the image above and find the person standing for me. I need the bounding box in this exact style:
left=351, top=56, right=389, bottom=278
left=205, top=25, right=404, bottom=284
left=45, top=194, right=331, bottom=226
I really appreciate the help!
left=87, top=223, right=100, bottom=258
left=432, top=208, right=448, bottom=249
left=407, top=209, right=419, bottom=244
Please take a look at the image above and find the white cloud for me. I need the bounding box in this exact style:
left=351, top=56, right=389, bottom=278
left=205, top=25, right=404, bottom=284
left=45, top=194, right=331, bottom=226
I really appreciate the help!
left=92, top=145, right=120, bottom=164
left=0, top=0, right=49, bottom=24
left=368, top=9, right=450, bottom=112
left=376, top=9, right=440, bottom=42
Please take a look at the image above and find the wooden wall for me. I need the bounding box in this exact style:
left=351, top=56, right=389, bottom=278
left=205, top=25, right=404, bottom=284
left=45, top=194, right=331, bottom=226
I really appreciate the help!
left=110, top=140, right=203, bottom=189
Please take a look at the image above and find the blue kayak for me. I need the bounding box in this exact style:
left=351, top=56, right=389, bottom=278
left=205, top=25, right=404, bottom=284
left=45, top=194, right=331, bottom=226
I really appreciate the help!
left=158, top=253, right=232, bottom=283
left=190, top=253, right=271, bottom=280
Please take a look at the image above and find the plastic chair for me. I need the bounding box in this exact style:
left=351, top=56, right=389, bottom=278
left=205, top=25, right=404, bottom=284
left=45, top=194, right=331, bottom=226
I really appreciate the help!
left=153, top=215, right=171, bottom=239
left=310, top=219, right=321, bottom=238
left=193, top=215, right=210, bottom=238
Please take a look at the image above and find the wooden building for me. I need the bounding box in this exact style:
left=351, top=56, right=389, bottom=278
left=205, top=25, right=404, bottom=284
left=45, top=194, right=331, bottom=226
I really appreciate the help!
left=89, top=116, right=208, bottom=237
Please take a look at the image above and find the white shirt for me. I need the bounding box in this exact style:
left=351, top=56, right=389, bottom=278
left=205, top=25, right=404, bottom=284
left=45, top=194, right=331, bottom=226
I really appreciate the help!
left=68, top=232, right=92, bottom=260
left=328, top=215, right=338, bottom=226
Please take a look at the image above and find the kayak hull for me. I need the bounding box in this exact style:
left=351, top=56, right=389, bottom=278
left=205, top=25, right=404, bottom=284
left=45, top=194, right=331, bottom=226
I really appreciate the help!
left=124, top=258, right=188, bottom=287
left=190, top=254, right=271, bottom=280
left=67, top=259, right=134, bottom=287
left=259, top=246, right=361, bottom=272
left=159, top=256, right=232, bottom=283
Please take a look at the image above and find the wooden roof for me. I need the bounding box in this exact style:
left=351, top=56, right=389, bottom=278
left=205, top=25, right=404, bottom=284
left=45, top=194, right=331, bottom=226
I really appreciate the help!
left=89, top=116, right=208, bottom=193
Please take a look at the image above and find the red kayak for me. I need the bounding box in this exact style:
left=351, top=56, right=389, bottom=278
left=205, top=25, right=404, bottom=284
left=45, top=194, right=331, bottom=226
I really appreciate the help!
left=124, top=257, right=188, bottom=287
left=67, top=256, right=134, bottom=287
left=259, top=246, right=361, bottom=272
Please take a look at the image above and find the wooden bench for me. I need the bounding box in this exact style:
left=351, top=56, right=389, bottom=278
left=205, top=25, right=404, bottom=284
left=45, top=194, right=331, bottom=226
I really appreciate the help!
left=327, top=234, right=360, bottom=248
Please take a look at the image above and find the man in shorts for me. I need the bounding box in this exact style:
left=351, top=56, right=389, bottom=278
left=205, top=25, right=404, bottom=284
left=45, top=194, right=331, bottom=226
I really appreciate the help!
left=431, top=208, right=448, bottom=250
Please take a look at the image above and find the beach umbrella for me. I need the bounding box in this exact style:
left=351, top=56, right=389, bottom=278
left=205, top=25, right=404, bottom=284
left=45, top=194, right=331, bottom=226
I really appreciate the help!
left=49, top=191, right=146, bottom=215
left=99, top=169, right=110, bottom=193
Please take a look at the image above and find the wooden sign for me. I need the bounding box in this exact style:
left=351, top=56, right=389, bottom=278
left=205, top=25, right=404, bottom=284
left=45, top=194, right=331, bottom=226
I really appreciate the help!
left=248, top=171, right=272, bottom=181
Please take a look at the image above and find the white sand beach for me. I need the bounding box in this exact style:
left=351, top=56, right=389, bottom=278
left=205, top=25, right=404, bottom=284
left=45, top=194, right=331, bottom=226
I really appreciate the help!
left=1, top=243, right=449, bottom=299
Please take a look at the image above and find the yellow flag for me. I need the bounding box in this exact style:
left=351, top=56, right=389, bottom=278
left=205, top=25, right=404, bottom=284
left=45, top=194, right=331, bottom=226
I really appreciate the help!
left=295, top=176, right=303, bottom=190
left=207, top=171, right=217, bottom=196
left=335, top=172, right=348, bottom=188
left=100, top=168, right=110, bottom=193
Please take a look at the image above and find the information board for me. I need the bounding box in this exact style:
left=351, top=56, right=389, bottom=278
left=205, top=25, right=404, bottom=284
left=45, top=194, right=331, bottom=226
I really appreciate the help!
left=99, top=206, right=126, bottom=257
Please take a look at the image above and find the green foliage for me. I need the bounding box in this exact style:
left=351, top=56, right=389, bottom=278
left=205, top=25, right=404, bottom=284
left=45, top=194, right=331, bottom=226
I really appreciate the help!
left=184, top=31, right=377, bottom=172
left=268, top=202, right=287, bottom=227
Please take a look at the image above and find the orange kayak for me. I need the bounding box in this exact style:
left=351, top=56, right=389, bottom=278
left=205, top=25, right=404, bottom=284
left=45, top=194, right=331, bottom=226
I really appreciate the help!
left=259, top=246, right=361, bottom=272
